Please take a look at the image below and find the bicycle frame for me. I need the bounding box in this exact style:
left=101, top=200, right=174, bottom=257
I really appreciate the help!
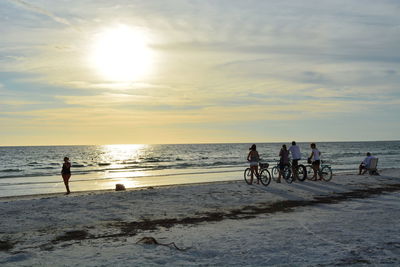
left=305, top=161, right=333, bottom=182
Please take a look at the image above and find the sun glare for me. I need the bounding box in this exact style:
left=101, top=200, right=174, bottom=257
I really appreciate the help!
left=89, top=25, right=153, bottom=82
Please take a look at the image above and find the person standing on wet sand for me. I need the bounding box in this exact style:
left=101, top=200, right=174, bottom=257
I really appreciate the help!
left=309, top=143, right=322, bottom=180
left=277, top=144, right=289, bottom=183
left=288, top=141, right=301, bottom=181
left=61, top=157, right=71, bottom=194
left=247, top=144, right=260, bottom=184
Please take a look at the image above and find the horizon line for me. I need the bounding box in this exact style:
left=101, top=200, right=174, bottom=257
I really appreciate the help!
left=1, top=139, right=399, bottom=147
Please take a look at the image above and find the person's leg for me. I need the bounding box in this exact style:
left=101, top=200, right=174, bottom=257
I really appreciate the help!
left=292, top=160, right=298, bottom=181
left=62, top=173, right=71, bottom=194
left=277, top=165, right=282, bottom=182
left=311, top=163, right=317, bottom=180
left=316, top=162, right=322, bottom=179
left=250, top=167, right=254, bottom=184
left=358, top=164, right=368, bottom=175
left=255, top=166, right=259, bottom=184
left=361, top=166, right=368, bottom=175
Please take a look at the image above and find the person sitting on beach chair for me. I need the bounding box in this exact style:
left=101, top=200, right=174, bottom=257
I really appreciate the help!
left=358, top=152, right=379, bottom=175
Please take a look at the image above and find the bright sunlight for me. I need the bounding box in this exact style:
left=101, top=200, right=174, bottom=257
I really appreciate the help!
left=89, top=25, right=153, bottom=82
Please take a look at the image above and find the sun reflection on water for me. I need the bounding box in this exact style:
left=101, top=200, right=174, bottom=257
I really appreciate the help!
left=99, top=144, right=147, bottom=163
left=98, top=144, right=148, bottom=189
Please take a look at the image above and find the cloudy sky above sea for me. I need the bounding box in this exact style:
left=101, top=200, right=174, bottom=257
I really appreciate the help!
left=1, top=0, right=399, bottom=145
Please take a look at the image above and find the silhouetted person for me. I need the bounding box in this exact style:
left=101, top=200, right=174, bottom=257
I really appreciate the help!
left=247, top=144, right=260, bottom=184
left=277, top=144, right=289, bottom=183
left=359, top=152, right=376, bottom=175
left=288, top=141, right=301, bottom=180
left=61, top=157, right=71, bottom=194
left=309, top=143, right=322, bottom=180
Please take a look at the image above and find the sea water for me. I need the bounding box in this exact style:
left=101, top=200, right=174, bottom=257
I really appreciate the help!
left=0, top=141, right=399, bottom=197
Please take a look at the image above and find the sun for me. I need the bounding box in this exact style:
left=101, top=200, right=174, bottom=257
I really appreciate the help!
left=89, top=25, right=153, bottom=82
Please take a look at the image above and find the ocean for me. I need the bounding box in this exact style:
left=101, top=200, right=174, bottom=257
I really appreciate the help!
left=0, top=141, right=399, bottom=197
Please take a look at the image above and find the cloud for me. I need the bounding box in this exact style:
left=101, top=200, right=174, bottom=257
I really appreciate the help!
left=6, top=0, right=72, bottom=27
left=1, top=0, right=400, bottom=144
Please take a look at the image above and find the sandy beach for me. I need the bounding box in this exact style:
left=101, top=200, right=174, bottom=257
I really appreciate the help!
left=2, top=0, right=400, bottom=265
left=1, top=169, right=400, bottom=266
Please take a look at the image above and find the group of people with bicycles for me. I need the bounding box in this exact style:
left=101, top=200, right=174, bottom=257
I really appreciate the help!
left=246, top=141, right=331, bottom=186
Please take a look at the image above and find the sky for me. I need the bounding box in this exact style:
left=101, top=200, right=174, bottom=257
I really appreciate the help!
left=1, top=0, right=400, bottom=146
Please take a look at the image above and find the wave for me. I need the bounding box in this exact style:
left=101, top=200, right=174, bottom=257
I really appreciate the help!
left=0, top=158, right=391, bottom=180
left=0, top=162, right=243, bottom=179
left=143, top=157, right=164, bottom=163
left=0, top=169, right=22, bottom=173
left=72, top=164, right=86, bottom=168
left=121, top=161, right=138, bottom=165
left=211, top=161, right=239, bottom=166
left=0, top=168, right=245, bottom=187
left=138, top=157, right=175, bottom=163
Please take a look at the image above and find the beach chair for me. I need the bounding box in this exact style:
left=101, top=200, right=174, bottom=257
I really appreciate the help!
left=366, top=158, right=379, bottom=175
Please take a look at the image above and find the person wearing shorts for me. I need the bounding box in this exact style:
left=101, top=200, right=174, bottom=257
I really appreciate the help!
left=289, top=141, right=301, bottom=180
left=309, top=143, right=322, bottom=180
left=247, top=144, right=260, bottom=184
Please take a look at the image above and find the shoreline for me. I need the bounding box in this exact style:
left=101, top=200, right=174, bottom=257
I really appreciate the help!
left=0, top=168, right=363, bottom=200
left=0, top=169, right=393, bottom=201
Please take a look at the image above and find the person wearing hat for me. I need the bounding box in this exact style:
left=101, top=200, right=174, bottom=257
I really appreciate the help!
left=61, top=157, right=72, bottom=194
left=247, top=144, right=260, bottom=184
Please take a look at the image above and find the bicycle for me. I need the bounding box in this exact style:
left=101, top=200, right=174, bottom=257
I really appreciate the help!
left=271, top=160, right=307, bottom=183
left=271, top=161, right=292, bottom=183
left=305, top=160, right=333, bottom=181
left=244, top=162, right=271, bottom=186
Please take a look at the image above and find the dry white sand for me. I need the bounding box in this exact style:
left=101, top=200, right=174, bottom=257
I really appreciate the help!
left=1, top=169, right=399, bottom=266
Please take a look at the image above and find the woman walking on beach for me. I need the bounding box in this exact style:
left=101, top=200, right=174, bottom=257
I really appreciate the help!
left=61, top=157, right=71, bottom=194
left=308, top=143, right=322, bottom=180
left=277, top=144, right=289, bottom=183
left=247, top=144, right=260, bottom=184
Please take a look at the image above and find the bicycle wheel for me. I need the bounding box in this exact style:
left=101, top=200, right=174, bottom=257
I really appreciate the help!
left=320, top=166, right=333, bottom=182
left=271, top=166, right=280, bottom=182
left=306, top=165, right=316, bottom=181
left=282, top=165, right=293, bottom=183
left=297, top=164, right=307, bottom=181
left=244, top=168, right=253, bottom=185
left=259, top=169, right=271, bottom=186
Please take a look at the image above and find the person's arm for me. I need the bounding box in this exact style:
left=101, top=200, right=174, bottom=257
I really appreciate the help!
left=247, top=151, right=251, bottom=161
left=362, top=157, right=367, bottom=165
